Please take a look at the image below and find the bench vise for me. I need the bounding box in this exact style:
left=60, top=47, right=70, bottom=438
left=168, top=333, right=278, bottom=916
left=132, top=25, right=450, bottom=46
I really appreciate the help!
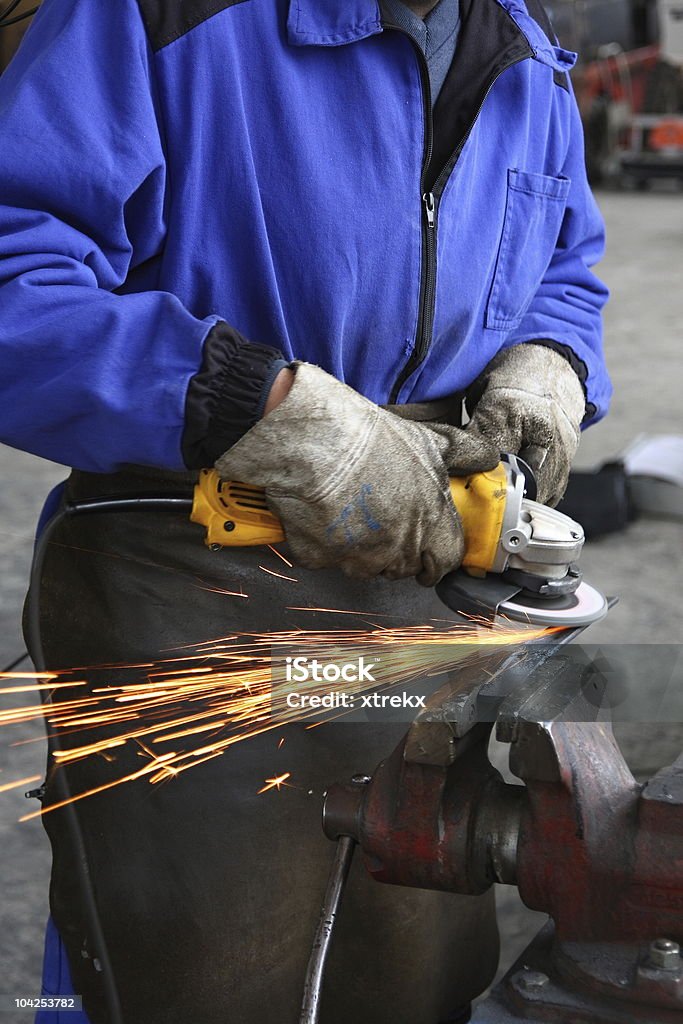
left=315, top=631, right=683, bottom=1023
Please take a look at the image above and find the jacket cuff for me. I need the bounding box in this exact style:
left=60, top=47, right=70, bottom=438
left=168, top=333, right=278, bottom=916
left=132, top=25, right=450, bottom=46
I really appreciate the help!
left=182, top=322, right=287, bottom=469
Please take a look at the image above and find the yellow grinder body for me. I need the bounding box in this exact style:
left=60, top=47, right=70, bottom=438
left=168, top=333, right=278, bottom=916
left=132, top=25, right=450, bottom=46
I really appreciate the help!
left=191, top=465, right=509, bottom=576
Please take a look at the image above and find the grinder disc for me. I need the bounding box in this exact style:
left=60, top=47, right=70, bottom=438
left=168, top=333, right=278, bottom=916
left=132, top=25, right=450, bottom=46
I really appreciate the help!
left=499, top=580, right=609, bottom=627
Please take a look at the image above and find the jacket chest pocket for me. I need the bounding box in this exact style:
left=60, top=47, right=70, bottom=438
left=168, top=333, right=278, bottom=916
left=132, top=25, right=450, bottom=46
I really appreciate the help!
left=485, top=169, right=571, bottom=331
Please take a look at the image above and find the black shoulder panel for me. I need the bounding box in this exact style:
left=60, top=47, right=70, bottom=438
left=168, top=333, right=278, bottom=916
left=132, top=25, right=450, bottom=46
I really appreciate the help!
left=524, top=0, right=570, bottom=90
left=137, top=0, right=251, bottom=52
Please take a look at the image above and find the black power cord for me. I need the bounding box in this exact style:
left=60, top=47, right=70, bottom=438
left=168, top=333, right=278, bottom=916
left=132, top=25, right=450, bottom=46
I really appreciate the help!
left=27, top=492, right=193, bottom=1024
left=0, top=2, right=39, bottom=28
left=1, top=1, right=24, bottom=19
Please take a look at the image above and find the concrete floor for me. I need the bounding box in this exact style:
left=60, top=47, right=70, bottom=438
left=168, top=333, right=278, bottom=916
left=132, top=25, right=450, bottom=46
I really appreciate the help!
left=0, top=188, right=681, bottom=1016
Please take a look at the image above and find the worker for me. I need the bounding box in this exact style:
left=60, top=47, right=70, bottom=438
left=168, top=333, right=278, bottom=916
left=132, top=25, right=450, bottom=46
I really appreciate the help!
left=0, top=0, right=610, bottom=1022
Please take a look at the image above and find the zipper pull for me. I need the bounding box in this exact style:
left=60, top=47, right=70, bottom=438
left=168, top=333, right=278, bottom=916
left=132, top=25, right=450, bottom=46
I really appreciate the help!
left=423, top=192, right=436, bottom=228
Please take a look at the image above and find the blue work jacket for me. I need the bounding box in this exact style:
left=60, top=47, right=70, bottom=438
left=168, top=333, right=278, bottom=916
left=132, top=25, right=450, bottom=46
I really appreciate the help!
left=0, top=0, right=610, bottom=474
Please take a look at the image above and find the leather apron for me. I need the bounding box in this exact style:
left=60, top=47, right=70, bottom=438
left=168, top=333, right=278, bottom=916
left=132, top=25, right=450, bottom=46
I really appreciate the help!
left=29, top=466, right=499, bottom=1024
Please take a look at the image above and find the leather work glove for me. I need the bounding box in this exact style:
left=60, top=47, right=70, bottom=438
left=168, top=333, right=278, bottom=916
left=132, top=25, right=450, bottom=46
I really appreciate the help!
left=215, top=363, right=498, bottom=586
left=465, top=344, right=586, bottom=507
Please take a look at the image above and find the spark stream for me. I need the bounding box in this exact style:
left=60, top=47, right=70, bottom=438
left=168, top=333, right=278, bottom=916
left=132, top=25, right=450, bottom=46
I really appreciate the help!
left=0, top=619, right=552, bottom=818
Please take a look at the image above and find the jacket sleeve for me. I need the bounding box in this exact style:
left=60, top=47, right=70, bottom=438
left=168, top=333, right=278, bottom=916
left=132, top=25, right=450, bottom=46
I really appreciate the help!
left=501, top=83, right=611, bottom=426
left=0, top=0, right=282, bottom=473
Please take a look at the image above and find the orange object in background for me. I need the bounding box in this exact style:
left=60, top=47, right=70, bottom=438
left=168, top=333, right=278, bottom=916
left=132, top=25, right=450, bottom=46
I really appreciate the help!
left=649, top=117, right=683, bottom=149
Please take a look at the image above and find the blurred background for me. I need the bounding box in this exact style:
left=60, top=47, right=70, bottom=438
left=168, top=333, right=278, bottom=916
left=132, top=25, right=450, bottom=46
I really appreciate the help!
left=0, top=0, right=682, bottom=1015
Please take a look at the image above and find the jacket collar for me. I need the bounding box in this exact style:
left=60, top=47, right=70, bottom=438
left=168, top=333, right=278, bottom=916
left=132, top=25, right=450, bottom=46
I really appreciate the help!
left=286, top=0, right=382, bottom=47
left=494, top=0, right=577, bottom=71
left=287, top=0, right=576, bottom=72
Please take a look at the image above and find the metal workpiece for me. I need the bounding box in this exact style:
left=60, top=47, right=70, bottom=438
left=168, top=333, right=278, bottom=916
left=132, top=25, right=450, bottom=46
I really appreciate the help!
left=403, top=629, right=608, bottom=762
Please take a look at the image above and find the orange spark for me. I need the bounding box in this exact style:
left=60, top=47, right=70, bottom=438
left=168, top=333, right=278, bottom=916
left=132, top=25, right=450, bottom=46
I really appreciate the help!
left=0, top=680, right=86, bottom=695
left=0, top=672, right=57, bottom=682
left=193, top=584, right=248, bottom=599
left=0, top=618, right=554, bottom=818
left=268, top=545, right=293, bottom=568
left=286, top=606, right=396, bottom=616
left=0, top=774, right=42, bottom=795
left=257, top=772, right=292, bottom=795
left=258, top=565, right=298, bottom=583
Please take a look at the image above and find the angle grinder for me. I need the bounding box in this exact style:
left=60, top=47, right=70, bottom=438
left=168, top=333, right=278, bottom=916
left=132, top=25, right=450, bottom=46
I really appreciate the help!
left=190, top=456, right=608, bottom=628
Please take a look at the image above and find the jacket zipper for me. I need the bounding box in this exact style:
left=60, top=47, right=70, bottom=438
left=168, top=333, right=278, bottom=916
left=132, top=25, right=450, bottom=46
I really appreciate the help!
left=388, top=44, right=532, bottom=404
left=388, top=39, right=436, bottom=404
